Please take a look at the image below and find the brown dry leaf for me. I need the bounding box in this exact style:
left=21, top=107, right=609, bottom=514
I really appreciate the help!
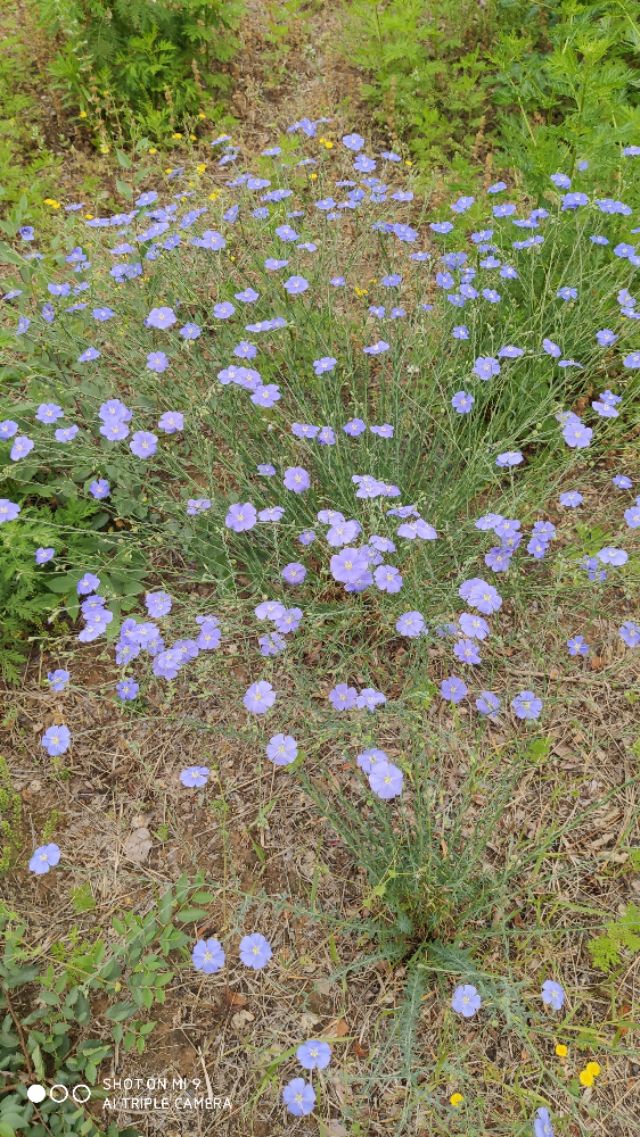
left=226, top=991, right=248, bottom=1007
left=122, top=827, right=153, bottom=864
left=330, top=1018, right=349, bottom=1038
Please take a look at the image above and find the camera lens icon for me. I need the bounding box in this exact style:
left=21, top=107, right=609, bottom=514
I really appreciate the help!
left=27, top=1083, right=91, bottom=1105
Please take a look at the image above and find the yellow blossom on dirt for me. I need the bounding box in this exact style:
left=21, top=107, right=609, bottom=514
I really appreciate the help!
left=450, top=1092, right=464, bottom=1107
left=149, top=147, right=158, bottom=155
left=579, top=1068, right=594, bottom=1087
left=196, top=163, right=206, bottom=174
left=43, top=198, right=61, bottom=208
left=198, top=112, right=206, bottom=120
left=208, top=190, right=221, bottom=201
left=354, top=287, right=368, bottom=297
left=79, top=110, right=87, bottom=119
left=172, top=132, right=183, bottom=140
left=555, top=1044, right=568, bottom=1057
left=586, top=1061, right=601, bottom=1077
left=84, top=213, right=94, bottom=220
left=309, top=172, right=318, bottom=180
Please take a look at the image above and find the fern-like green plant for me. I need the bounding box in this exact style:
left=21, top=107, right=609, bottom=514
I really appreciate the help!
left=0, top=758, right=21, bottom=875
left=32, top=0, right=244, bottom=140
left=588, top=904, right=640, bottom=972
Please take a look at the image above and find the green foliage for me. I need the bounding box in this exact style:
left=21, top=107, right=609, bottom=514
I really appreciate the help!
left=588, top=903, right=640, bottom=971
left=343, top=0, right=640, bottom=192
left=0, top=491, right=104, bottom=682
left=0, top=345, right=160, bottom=680
left=343, top=0, right=494, bottom=179
left=491, top=0, right=640, bottom=192
left=34, top=0, right=244, bottom=141
left=0, top=11, right=62, bottom=219
left=0, top=876, right=212, bottom=1133
left=0, top=759, right=21, bottom=875
left=0, top=477, right=150, bottom=683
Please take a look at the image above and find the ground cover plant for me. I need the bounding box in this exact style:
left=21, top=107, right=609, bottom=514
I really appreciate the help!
left=342, top=0, right=640, bottom=190
left=34, top=0, right=243, bottom=144
left=1, top=121, right=639, bottom=1137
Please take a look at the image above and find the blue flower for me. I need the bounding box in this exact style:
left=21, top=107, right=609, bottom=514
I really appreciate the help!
left=29, top=843, right=61, bottom=875
left=451, top=984, right=481, bottom=1017
left=296, top=1039, right=332, bottom=1070
left=239, top=932, right=272, bottom=969
left=41, top=724, right=71, bottom=756
left=282, top=1078, right=315, bottom=1116
left=192, top=937, right=225, bottom=973
left=541, top=979, right=565, bottom=1010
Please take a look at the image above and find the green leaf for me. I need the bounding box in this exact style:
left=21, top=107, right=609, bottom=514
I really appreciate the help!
left=116, top=178, right=133, bottom=200
left=72, top=882, right=96, bottom=914
left=44, top=575, right=77, bottom=595
left=174, top=906, right=208, bottom=923
left=0, top=242, right=25, bottom=267
left=105, top=1001, right=138, bottom=1021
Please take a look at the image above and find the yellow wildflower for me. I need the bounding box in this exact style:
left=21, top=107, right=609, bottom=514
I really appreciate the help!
left=586, top=1062, right=601, bottom=1077
left=578, top=1068, right=594, bottom=1087
left=79, top=110, right=87, bottom=119
left=555, top=1044, right=568, bottom=1058
left=44, top=198, right=61, bottom=209
left=196, top=163, right=206, bottom=174
left=450, top=1093, right=464, bottom=1107
left=149, top=147, right=158, bottom=155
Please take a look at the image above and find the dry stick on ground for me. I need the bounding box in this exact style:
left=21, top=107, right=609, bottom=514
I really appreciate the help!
left=4, top=988, right=35, bottom=1079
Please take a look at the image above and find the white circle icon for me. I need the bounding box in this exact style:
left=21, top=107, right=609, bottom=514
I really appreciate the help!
left=73, top=1085, right=91, bottom=1103
left=27, top=1084, right=46, bottom=1104
left=49, top=1085, right=69, bottom=1103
